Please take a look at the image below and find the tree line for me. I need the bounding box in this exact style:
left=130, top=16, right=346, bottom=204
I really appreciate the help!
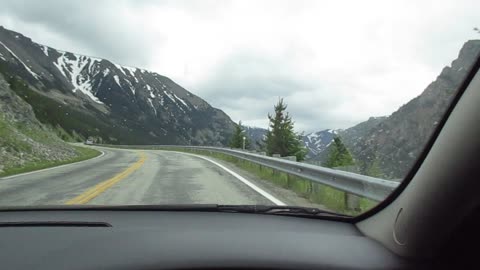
left=230, top=98, right=355, bottom=168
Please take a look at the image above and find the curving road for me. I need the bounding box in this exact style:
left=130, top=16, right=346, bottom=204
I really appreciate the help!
left=0, top=147, right=279, bottom=206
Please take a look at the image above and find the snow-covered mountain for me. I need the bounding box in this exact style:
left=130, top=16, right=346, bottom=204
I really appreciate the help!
left=0, top=26, right=234, bottom=145
left=242, top=126, right=338, bottom=159
left=302, top=129, right=337, bottom=161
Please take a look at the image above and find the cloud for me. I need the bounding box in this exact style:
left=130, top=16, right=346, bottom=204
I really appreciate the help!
left=0, top=0, right=162, bottom=67
left=1, top=0, right=479, bottom=133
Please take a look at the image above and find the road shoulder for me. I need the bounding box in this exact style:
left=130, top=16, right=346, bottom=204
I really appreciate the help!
left=196, top=154, right=327, bottom=209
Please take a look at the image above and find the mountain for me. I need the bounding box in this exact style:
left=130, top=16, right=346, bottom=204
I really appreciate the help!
left=303, top=40, right=480, bottom=177
left=245, top=127, right=337, bottom=162
left=302, top=129, right=337, bottom=162
left=244, top=126, right=267, bottom=149
left=0, top=26, right=234, bottom=145
left=336, top=116, right=387, bottom=156
left=339, top=40, right=480, bottom=179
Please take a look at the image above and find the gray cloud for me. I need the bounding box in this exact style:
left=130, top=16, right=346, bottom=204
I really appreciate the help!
left=197, top=52, right=313, bottom=100
left=195, top=52, right=355, bottom=132
left=0, top=0, right=161, bottom=68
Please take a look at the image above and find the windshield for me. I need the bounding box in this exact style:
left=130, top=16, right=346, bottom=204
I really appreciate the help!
left=0, top=0, right=479, bottom=216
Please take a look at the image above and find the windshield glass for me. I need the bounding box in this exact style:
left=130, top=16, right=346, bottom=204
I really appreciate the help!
left=0, top=0, right=479, bottom=216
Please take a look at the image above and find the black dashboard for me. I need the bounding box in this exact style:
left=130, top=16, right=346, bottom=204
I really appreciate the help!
left=0, top=210, right=409, bottom=269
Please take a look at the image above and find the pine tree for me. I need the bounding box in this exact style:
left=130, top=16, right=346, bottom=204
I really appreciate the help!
left=366, top=157, right=382, bottom=177
left=265, top=98, right=306, bottom=161
left=324, top=137, right=354, bottom=168
left=229, top=121, right=250, bottom=149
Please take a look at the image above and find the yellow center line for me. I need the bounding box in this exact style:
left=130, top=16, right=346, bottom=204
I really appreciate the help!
left=65, top=151, right=147, bottom=205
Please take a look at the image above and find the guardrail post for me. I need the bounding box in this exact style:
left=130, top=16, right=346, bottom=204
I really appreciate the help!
left=345, top=193, right=360, bottom=212
left=307, top=180, right=313, bottom=194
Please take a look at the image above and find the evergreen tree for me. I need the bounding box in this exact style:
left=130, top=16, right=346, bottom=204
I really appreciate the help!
left=229, top=121, right=250, bottom=149
left=324, top=137, right=354, bottom=168
left=366, top=157, right=382, bottom=177
left=265, top=98, right=306, bottom=161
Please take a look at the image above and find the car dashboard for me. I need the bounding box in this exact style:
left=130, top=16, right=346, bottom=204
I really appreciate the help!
left=0, top=209, right=409, bottom=270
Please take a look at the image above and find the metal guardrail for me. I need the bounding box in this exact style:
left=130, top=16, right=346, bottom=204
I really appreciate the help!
left=98, top=144, right=400, bottom=201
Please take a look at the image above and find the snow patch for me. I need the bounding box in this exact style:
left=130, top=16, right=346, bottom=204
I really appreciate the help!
left=53, top=52, right=67, bottom=77
left=173, top=93, right=190, bottom=109
left=87, top=58, right=98, bottom=74
left=145, top=84, right=155, bottom=98
left=103, top=68, right=110, bottom=77
left=147, top=98, right=157, bottom=115
left=113, top=75, right=121, bottom=87
left=124, top=78, right=135, bottom=94
left=113, top=64, right=139, bottom=83
left=0, top=41, right=40, bottom=79
left=40, top=45, right=49, bottom=56
left=114, top=63, right=127, bottom=76
left=124, top=66, right=138, bottom=81
left=163, top=90, right=185, bottom=113
left=163, top=90, right=176, bottom=103
left=54, top=52, right=103, bottom=104
left=306, top=132, right=319, bottom=142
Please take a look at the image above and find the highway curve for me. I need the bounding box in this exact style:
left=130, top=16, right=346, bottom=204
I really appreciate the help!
left=0, top=146, right=278, bottom=206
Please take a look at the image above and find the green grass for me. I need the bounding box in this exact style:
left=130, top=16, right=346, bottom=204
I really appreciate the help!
left=0, top=146, right=101, bottom=177
left=0, top=117, right=35, bottom=153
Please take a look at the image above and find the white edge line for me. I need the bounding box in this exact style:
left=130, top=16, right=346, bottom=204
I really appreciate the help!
left=170, top=151, right=286, bottom=206
left=0, top=150, right=105, bottom=180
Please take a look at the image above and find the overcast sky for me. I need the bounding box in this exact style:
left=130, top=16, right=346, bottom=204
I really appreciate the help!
left=1, top=0, right=479, bottom=132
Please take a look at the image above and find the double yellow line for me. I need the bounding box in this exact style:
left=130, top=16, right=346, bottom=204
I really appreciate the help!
left=65, top=152, right=147, bottom=205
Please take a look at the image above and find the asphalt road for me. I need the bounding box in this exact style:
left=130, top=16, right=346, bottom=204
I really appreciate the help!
left=0, top=146, right=278, bottom=206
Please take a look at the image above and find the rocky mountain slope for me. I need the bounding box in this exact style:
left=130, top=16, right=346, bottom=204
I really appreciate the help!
left=339, top=40, right=480, bottom=179
left=0, top=72, right=78, bottom=174
left=0, top=26, right=234, bottom=145
left=303, top=40, right=480, bottom=178
left=244, top=126, right=268, bottom=149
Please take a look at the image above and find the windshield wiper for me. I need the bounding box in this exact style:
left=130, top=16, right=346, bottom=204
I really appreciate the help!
left=1, top=204, right=350, bottom=218
left=215, top=205, right=351, bottom=218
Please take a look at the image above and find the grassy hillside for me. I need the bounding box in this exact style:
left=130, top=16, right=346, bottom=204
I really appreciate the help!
left=0, top=111, right=101, bottom=177
left=0, top=71, right=101, bottom=177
